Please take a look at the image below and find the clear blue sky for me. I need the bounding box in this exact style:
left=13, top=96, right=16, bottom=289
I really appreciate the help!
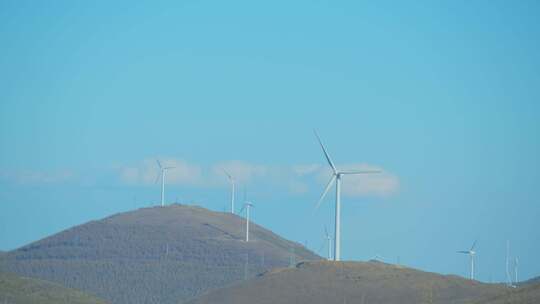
left=1, top=0, right=539, bottom=283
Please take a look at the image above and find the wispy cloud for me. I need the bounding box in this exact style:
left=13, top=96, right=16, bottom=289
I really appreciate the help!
left=117, top=158, right=399, bottom=197
left=336, top=163, right=399, bottom=197
left=210, top=160, right=268, bottom=185
left=305, top=163, right=400, bottom=198
left=0, top=169, right=75, bottom=185
left=119, top=158, right=203, bottom=186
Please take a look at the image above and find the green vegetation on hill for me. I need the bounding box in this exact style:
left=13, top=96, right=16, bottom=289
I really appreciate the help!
left=1, top=204, right=319, bottom=304
left=186, top=260, right=509, bottom=304
left=0, top=271, right=107, bottom=304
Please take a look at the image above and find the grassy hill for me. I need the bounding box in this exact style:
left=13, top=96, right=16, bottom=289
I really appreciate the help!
left=473, top=282, right=540, bottom=304
left=186, top=260, right=509, bottom=304
left=0, top=204, right=319, bottom=304
left=0, top=271, right=108, bottom=304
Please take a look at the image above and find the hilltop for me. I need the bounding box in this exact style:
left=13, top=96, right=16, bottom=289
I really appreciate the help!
left=474, top=282, right=540, bottom=304
left=520, top=276, right=540, bottom=286
left=0, top=204, right=319, bottom=304
left=0, top=271, right=108, bottom=304
left=186, top=260, right=508, bottom=304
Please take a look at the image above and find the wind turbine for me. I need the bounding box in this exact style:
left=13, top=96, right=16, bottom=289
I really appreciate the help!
left=506, top=240, right=512, bottom=287
left=314, top=130, right=380, bottom=261
left=318, top=226, right=333, bottom=260
left=514, top=257, right=519, bottom=285
left=457, top=240, right=477, bottom=280
left=223, top=169, right=236, bottom=214
left=370, top=254, right=385, bottom=262
left=324, top=226, right=332, bottom=260
left=241, top=202, right=254, bottom=242
left=156, top=160, right=175, bottom=207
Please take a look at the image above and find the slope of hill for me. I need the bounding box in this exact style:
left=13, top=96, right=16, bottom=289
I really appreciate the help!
left=0, top=204, right=319, bottom=304
left=520, top=276, right=540, bottom=286
left=473, top=282, right=540, bottom=304
left=0, top=271, right=108, bottom=304
left=186, top=260, right=508, bottom=304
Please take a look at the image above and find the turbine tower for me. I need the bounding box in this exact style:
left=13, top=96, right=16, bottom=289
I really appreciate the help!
left=223, top=169, right=236, bottom=214
left=506, top=240, right=512, bottom=286
left=514, top=257, right=519, bottom=285
left=318, top=226, right=333, bottom=260
left=314, top=130, right=380, bottom=261
left=324, top=226, right=332, bottom=260
left=241, top=202, right=254, bottom=242
left=156, top=160, right=175, bottom=207
left=457, top=240, right=477, bottom=280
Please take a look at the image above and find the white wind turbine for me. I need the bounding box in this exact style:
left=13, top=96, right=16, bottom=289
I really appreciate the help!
left=514, top=257, right=519, bottom=284
left=222, top=169, right=236, bottom=214
left=370, top=254, right=385, bottom=262
left=156, top=160, right=175, bottom=207
left=506, top=240, right=513, bottom=287
left=457, top=240, right=477, bottom=280
left=324, top=226, right=332, bottom=260
left=314, top=130, right=380, bottom=261
left=241, top=202, right=254, bottom=242
left=317, top=226, right=333, bottom=260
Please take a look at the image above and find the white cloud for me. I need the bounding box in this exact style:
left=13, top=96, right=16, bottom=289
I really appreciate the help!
left=292, top=164, right=321, bottom=176
left=117, top=158, right=399, bottom=198
left=119, top=158, right=202, bottom=186
left=211, top=160, right=268, bottom=185
left=313, top=163, right=400, bottom=198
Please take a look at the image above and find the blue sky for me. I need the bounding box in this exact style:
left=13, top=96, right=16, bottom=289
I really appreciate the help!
left=1, top=0, right=539, bottom=283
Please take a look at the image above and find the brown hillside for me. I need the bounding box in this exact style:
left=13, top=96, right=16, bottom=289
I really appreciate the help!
left=1, top=204, right=319, bottom=304
left=186, top=260, right=508, bottom=304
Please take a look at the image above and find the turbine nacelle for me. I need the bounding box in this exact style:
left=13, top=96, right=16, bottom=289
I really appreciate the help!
left=457, top=240, right=477, bottom=280
left=240, top=202, right=254, bottom=212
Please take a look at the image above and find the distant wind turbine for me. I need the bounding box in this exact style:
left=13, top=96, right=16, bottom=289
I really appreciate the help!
left=314, top=130, right=380, bottom=261
left=514, top=257, right=519, bottom=284
left=156, top=160, right=175, bottom=207
left=318, top=226, right=332, bottom=260
left=506, top=240, right=512, bottom=286
left=241, top=202, right=254, bottom=242
left=370, top=254, right=385, bottom=262
left=457, top=240, right=477, bottom=280
left=324, top=226, right=332, bottom=260
left=223, top=169, right=236, bottom=214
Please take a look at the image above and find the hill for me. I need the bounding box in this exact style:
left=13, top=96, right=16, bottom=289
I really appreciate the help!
left=520, top=276, right=540, bottom=286
left=473, top=282, right=540, bottom=304
left=0, top=204, right=319, bottom=304
left=186, top=260, right=508, bottom=304
left=0, top=271, right=108, bottom=304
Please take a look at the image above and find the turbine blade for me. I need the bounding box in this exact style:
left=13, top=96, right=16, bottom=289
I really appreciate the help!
left=457, top=251, right=469, bottom=254
left=340, top=170, right=381, bottom=175
left=164, top=166, right=175, bottom=170
left=315, top=175, right=336, bottom=210
left=314, top=130, right=337, bottom=173
left=470, top=240, right=478, bottom=251
left=154, top=172, right=162, bottom=184
left=222, top=168, right=232, bottom=180
left=156, top=159, right=162, bottom=169
left=324, top=226, right=329, bottom=238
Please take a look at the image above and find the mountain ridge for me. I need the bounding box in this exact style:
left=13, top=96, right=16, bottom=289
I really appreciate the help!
left=186, top=260, right=509, bottom=304
left=1, top=204, right=320, bottom=304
